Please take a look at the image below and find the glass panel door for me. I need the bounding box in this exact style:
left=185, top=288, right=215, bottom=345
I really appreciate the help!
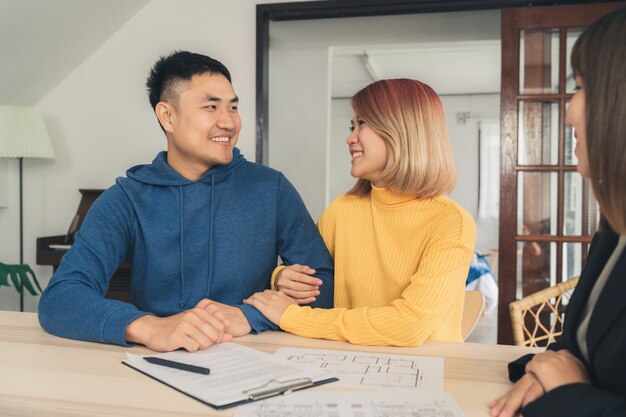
left=498, top=2, right=621, bottom=345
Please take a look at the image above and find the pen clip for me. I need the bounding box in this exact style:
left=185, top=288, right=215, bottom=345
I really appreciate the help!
left=244, top=378, right=313, bottom=400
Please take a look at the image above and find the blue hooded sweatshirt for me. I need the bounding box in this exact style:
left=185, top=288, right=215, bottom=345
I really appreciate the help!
left=38, top=149, right=334, bottom=346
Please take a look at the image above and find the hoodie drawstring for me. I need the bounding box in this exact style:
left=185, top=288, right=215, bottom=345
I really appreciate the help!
left=206, top=174, right=215, bottom=296
left=179, top=186, right=185, bottom=308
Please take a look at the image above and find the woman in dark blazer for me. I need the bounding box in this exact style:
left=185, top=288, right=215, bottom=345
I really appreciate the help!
left=490, top=6, right=626, bottom=417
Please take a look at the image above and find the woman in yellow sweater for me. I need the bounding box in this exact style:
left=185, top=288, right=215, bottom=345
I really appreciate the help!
left=244, top=79, right=476, bottom=346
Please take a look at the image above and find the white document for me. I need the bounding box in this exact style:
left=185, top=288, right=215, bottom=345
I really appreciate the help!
left=123, top=343, right=337, bottom=409
left=273, top=347, right=444, bottom=392
left=234, top=391, right=466, bottom=417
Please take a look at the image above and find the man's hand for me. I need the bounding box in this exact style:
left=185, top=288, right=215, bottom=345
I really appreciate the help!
left=125, top=305, right=232, bottom=352
left=489, top=373, right=545, bottom=417
left=526, top=350, right=590, bottom=392
left=243, top=290, right=297, bottom=325
left=196, top=299, right=252, bottom=337
left=274, top=264, right=321, bottom=304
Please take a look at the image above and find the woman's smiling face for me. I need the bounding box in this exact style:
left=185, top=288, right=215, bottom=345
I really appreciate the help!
left=566, top=75, right=589, bottom=178
left=346, top=115, right=388, bottom=187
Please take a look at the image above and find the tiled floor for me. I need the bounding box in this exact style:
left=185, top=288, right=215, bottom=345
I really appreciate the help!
left=466, top=308, right=498, bottom=344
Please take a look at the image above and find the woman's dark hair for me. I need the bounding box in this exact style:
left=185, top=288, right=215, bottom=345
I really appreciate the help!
left=571, top=7, right=626, bottom=233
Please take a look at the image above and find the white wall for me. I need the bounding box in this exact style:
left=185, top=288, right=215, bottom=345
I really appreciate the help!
left=0, top=0, right=305, bottom=312
left=442, top=94, right=500, bottom=254
left=328, top=99, right=356, bottom=203
left=0, top=160, right=7, bottom=207
left=269, top=47, right=330, bottom=221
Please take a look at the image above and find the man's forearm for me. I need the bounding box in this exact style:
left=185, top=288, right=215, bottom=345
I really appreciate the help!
left=308, top=268, right=334, bottom=308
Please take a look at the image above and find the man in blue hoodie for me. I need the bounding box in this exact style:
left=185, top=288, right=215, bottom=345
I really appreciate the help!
left=38, top=51, right=333, bottom=352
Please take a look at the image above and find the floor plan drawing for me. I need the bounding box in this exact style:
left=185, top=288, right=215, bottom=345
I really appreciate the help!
left=273, top=347, right=444, bottom=392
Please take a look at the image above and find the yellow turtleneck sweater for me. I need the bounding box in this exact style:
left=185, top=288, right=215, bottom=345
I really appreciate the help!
left=278, top=186, right=476, bottom=346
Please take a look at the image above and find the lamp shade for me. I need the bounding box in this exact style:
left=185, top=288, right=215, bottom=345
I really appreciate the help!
left=0, top=106, right=55, bottom=159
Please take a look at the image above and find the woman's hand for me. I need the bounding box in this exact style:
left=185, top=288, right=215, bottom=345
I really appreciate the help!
left=489, top=349, right=590, bottom=417
left=274, top=264, right=322, bottom=304
left=196, top=299, right=252, bottom=337
left=526, top=349, right=590, bottom=392
left=243, top=290, right=298, bottom=325
left=489, top=373, right=545, bottom=417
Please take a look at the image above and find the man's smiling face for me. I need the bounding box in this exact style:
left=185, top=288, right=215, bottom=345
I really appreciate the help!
left=163, top=72, right=241, bottom=179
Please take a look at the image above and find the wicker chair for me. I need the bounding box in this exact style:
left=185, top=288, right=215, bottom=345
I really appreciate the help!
left=509, top=277, right=580, bottom=347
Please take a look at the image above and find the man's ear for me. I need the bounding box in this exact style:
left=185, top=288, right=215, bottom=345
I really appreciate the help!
left=155, top=102, right=175, bottom=133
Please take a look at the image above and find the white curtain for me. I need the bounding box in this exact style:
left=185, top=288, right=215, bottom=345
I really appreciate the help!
left=478, top=120, right=500, bottom=220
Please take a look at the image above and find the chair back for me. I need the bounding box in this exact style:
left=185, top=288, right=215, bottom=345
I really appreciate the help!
left=462, top=290, right=485, bottom=340
left=509, top=277, right=579, bottom=347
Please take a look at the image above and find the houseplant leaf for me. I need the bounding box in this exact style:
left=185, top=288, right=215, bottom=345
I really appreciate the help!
left=0, top=262, right=43, bottom=295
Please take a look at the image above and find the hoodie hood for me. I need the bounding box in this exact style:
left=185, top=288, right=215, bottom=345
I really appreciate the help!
left=126, top=148, right=246, bottom=186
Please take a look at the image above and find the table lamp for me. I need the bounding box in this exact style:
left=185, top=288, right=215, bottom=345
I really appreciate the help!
left=0, top=106, right=55, bottom=311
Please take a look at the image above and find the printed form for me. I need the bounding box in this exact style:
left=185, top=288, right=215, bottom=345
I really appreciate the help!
left=123, top=343, right=336, bottom=409
left=234, top=391, right=466, bottom=417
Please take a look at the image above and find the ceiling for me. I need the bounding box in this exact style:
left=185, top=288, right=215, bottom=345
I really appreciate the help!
left=0, top=0, right=148, bottom=105
left=331, top=41, right=501, bottom=98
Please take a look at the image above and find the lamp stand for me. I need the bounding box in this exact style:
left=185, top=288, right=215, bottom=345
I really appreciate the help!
left=19, top=157, right=24, bottom=312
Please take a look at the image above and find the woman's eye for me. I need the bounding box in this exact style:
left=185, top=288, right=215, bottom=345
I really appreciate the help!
left=349, top=125, right=355, bottom=132
left=357, top=119, right=365, bottom=127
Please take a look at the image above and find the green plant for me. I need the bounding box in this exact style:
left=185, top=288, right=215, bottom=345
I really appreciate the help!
left=0, top=263, right=43, bottom=295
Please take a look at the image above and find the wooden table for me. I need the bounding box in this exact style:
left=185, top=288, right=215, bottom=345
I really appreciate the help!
left=0, top=312, right=541, bottom=416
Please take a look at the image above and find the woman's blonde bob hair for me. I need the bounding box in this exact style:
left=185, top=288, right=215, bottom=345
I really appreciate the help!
left=347, top=78, right=456, bottom=198
left=571, top=7, right=626, bottom=234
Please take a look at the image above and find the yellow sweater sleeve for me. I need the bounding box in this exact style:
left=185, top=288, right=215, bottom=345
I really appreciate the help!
left=280, top=197, right=475, bottom=346
left=270, top=265, right=286, bottom=290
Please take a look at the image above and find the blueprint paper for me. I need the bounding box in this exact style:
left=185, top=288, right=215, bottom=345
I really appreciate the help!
left=272, top=347, right=444, bottom=392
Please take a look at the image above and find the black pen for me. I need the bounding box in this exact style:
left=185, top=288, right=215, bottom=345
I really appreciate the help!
left=144, top=357, right=211, bottom=375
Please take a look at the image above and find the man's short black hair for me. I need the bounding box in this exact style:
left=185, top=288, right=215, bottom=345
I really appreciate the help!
left=146, top=50, right=232, bottom=110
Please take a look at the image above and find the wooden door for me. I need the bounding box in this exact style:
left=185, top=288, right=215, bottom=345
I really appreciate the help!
left=498, top=2, right=625, bottom=345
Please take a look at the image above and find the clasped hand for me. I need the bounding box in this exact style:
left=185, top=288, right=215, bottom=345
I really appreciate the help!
left=272, top=264, right=322, bottom=304
left=125, top=299, right=252, bottom=352
left=242, top=264, right=318, bottom=325
left=244, top=290, right=297, bottom=325
left=124, top=264, right=322, bottom=352
left=489, top=349, right=590, bottom=417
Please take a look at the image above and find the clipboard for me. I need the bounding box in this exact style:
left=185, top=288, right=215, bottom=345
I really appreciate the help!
left=122, top=343, right=338, bottom=410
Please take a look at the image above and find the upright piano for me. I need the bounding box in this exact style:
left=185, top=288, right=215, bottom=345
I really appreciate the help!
left=36, top=189, right=132, bottom=303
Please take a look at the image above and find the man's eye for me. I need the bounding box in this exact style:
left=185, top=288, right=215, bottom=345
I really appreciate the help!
left=230, top=106, right=238, bottom=111
left=204, top=105, right=217, bottom=110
